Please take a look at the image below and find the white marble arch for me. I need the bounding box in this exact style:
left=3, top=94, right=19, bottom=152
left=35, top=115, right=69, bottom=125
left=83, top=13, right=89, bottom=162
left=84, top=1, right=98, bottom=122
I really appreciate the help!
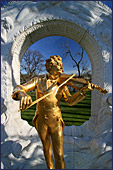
left=11, top=19, right=104, bottom=116
left=1, top=1, right=112, bottom=169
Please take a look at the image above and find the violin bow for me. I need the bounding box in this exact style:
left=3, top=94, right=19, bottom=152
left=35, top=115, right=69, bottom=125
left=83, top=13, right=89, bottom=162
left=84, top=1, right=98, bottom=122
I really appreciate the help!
left=19, top=74, right=76, bottom=111
left=19, top=74, right=108, bottom=111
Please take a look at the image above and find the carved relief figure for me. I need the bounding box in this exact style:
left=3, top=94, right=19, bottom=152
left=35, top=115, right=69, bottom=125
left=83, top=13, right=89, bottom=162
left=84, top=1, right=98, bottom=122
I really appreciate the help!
left=12, top=55, right=107, bottom=169
left=1, top=16, right=14, bottom=43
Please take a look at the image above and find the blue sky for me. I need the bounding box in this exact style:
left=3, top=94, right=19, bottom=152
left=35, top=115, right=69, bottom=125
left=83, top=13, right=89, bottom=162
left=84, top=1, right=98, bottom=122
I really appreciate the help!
left=29, top=36, right=91, bottom=75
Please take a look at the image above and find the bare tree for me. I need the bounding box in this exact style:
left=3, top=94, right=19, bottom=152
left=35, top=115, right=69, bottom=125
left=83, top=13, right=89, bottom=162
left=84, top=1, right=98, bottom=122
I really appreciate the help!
left=62, top=40, right=89, bottom=78
left=20, top=49, right=45, bottom=83
left=81, top=58, right=89, bottom=75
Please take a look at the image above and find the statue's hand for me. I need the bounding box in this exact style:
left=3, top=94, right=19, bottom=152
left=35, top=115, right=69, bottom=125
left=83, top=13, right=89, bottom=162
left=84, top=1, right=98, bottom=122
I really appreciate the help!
left=18, top=92, right=32, bottom=111
left=80, top=82, right=95, bottom=94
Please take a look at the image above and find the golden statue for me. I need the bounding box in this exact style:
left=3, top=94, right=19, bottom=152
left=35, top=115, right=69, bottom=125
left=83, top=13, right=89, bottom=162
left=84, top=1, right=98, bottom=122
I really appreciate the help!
left=12, top=55, right=107, bottom=169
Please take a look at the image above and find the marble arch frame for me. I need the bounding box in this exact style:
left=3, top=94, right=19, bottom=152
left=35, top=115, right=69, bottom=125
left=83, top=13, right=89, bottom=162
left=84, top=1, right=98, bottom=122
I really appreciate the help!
left=11, top=19, right=104, bottom=117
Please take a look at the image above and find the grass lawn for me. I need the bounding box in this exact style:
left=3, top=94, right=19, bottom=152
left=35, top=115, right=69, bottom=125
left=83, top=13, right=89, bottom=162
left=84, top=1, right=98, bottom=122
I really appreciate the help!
left=21, top=91, right=91, bottom=126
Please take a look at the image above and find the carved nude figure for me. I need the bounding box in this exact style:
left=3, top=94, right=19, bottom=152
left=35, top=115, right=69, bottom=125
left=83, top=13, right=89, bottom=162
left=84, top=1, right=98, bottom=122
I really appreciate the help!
left=12, top=55, right=107, bottom=169
left=1, top=16, right=14, bottom=43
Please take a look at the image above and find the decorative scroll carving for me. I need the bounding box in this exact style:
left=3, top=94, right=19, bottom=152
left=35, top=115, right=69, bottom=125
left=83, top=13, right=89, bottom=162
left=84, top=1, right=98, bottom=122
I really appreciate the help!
left=95, top=14, right=112, bottom=46
left=16, top=1, right=61, bottom=22
left=61, top=1, right=97, bottom=22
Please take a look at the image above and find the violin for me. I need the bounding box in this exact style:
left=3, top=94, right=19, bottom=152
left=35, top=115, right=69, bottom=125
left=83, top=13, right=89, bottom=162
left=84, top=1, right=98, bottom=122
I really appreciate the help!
left=18, top=74, right=108, bottom=111
left=57, top=74, right=108, bottom=94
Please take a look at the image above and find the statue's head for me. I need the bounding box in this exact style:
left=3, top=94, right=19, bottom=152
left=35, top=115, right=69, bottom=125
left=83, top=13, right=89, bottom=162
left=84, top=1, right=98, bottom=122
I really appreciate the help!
left=45, top=55, right=64, bottom=75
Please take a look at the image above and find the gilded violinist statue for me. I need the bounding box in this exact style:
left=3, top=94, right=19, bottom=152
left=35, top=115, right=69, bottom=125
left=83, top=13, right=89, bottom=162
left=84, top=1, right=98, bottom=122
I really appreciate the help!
left=12, top=55, right=107, bottom=169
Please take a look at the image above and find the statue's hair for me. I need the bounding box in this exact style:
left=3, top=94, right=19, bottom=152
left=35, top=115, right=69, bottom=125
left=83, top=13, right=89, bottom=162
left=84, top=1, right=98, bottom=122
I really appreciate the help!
left=45, top=55, right=63, bottom=73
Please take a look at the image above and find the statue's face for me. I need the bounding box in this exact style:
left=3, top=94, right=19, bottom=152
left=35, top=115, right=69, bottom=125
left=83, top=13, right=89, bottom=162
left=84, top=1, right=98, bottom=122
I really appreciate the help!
left=45, top=56, right=64, bottom=76
left=50, top=63, right=64, bottom=75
